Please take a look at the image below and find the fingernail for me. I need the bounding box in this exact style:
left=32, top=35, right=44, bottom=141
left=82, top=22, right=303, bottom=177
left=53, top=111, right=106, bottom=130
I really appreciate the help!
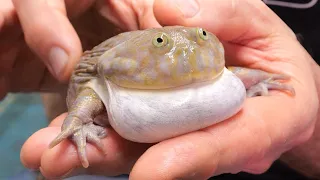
left=48, top=47, right=68, bottom=78
left=174, top=0, right=199, bottom=18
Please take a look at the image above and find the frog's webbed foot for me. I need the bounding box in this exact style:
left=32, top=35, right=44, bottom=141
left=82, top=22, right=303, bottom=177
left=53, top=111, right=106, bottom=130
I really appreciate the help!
left=49, top=88, right=107, bottom=168
left=49, top=115, right=107, bottom=168
left=71, top=121, right=107, bottom=168
left=246, top=76, right=295, bottom=97
left=228, top=66, right=295, bottom=98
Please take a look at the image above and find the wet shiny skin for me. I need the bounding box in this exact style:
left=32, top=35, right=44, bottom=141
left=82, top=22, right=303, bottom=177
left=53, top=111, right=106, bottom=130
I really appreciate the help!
left=97, top=26, right=225, bottom=89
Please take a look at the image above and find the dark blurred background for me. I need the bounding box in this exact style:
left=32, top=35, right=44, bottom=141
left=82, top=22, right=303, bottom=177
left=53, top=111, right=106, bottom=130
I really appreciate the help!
left=265, top=0, right=320, bottom=64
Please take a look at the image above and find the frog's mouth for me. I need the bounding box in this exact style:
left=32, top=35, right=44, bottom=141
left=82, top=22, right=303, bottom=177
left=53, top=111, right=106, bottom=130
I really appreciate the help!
left=106, top=67, right=226, bottom=91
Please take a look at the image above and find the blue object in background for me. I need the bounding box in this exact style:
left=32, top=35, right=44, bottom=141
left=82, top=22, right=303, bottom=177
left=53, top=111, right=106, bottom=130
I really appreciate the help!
left=0, top=93, right=129, bottom=180
left=0, top=93, right=48, bottom=179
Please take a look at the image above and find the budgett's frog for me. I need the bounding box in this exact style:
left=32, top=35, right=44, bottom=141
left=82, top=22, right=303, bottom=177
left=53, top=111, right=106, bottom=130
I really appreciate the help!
left=49, top=26, right=295, bottom=168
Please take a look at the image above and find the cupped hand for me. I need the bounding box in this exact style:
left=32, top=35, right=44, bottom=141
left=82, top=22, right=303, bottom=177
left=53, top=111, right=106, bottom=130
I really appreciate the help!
left=20, top=0, right=319, bottom=179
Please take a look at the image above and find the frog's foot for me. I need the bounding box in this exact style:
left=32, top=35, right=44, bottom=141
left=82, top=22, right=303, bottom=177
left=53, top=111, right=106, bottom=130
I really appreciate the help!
left=228, top=66, right=295, bottom=97
left=49, top=117, right=107, bottom=168
left=246, top=77, right=295, bottom=97
left=72, top=122, right=107, bottom=168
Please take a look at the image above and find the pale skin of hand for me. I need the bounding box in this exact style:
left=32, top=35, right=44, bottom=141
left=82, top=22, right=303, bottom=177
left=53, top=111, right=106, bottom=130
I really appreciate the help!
left=0, top=0, right=84, bottom=99
left=0, top=0, right=156, bottom=99
left=11, top=0, right=320, bottom=179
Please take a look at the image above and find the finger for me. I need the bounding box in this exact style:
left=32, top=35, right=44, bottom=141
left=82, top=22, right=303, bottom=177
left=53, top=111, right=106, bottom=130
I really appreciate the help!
left=95, top=0, right=161, bottom=31
left=153, top=0, right=296, bottom=41
left=0, top=0, right=17, bottom=30
left=129, top=95, right=315, bottom=179
left=26, top=113, right=148, bottom=178
left=21, top=113, right=68, bottom=169
left=64, top=0, right=96, bottom=18
left=20, top=127, right=61, bottom=170
left=131, top=131, right=221, bottom=180
left=153, top=0, right=301, bottom=71
left=40, top=127, right=150, bottom=179
left=21, top=122, right=147, bottom=179
left=12, top=0, right=82, bottom=82
left=0, top=1, right=23, bottom=76
left=48, top=113, right=67, bottom=127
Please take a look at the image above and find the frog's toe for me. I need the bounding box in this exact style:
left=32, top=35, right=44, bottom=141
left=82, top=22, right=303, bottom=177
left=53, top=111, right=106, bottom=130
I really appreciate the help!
left=72, top=123, right=108, bottom=168
left=247, top=79, right=295, bottom=97
left=84, top=123, right=107, bottom=151
left=73, top=130, right=88, bottom=168
left=49, top=125, right=78, bottom=149
left=49, top=119, right=107, bottom=168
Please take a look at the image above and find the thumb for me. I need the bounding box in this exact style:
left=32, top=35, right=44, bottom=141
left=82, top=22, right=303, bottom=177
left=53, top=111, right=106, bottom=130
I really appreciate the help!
left=153, top=0, right=296, bottom=42
left=12, top=0, right=86, bottom=82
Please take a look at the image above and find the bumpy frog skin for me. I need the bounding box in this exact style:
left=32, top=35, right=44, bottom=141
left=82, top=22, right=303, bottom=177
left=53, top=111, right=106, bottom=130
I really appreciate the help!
left=49, top=26, right=295, bottom=168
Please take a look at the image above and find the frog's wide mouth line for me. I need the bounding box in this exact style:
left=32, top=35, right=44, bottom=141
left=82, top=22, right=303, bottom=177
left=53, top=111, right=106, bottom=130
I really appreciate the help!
left=106, top=69, right=226, bottom=93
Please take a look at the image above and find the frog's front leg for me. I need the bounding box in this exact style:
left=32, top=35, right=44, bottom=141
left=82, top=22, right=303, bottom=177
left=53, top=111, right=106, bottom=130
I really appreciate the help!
left=49, top=88, right=107, bottom=168
left=228, top=66, right=295, bottom=97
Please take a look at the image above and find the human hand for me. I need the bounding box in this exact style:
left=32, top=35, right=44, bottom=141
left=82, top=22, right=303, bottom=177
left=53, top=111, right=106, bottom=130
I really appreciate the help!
left=279, top=59, right=320, bottom=179
left=20, top=0, right=319, bottom=179
left=0, top=0, right=149, bottom=99
left=0, top=0, right=53, bottom=100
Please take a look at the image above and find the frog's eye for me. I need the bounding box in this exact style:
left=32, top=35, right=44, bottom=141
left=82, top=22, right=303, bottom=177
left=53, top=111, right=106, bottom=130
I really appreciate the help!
left=197, top=28, right=209, bottom=40
left=152, top=33, right=169, bottom=47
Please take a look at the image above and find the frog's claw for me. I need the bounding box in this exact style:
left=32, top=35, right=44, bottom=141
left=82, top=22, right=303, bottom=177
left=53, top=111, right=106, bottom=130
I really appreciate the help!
left=49, top=117, right=82, bottom=148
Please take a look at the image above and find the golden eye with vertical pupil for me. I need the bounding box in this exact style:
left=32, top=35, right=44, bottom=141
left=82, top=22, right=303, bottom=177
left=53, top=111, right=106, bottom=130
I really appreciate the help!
left=152, top=33, right=169, bottom=47
left=197, top=28, right=209, bottom=40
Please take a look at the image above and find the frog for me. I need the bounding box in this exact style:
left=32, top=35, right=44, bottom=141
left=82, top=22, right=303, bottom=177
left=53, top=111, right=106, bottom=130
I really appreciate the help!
left=49, top=26, right=295, bottom=168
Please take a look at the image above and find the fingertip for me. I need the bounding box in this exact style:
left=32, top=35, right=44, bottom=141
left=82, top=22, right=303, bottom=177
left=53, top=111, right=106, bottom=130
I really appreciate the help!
left=40, top=139, right=81, bottom=179
left=20, top=127, right=61, bottom=170
left=153, top=0, right=188, bottom=26
left=41, top=128, right=150, bottom=178
left=40, top=128, right=119, bottom=178
left=48, top=112, right=67, bottom=127
left=153, top=0, right=225, bottom=36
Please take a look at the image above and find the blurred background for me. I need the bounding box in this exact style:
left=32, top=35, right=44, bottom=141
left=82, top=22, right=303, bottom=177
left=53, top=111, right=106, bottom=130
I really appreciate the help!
left=0, top=93, right=47, bottom=179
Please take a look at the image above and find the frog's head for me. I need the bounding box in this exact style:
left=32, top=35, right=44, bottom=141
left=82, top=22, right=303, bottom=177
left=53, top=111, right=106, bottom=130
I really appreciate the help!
left=98, top=26, right=225, bottom=90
